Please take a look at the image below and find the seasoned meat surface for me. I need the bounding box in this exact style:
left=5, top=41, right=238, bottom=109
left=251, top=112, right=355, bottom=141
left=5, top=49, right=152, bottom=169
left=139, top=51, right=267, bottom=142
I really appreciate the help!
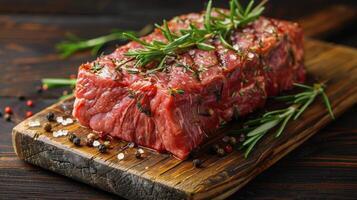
left=73, top=12, right=305, bottom=159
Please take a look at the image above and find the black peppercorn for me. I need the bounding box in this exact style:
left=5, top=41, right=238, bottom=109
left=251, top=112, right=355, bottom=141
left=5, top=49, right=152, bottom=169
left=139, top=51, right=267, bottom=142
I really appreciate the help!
left=228, top=137, right=237, bottom=146
left=18, top=95, right=26, bottom=101
left=43, top=122, right=52, bottom=132
left=73, top=137, right=81, bottom=146
left=210, top=144, right=220, bottom=154
left=239, top=134, right=245, bottom=142
left=46, top=112, right=55, bottom=122
left=192, top=159, right=202, bottom=168
left=98, top=144, right=107, bottom=153
left=216, top=148, right=225, bottom=156
left=4, top=113, right=11, bottom=122
left=85, top=138, right=94, bottom=147
left=0, top=111, right=2, bottom=117
left=135, top=150, right=142, bottom=159
left=68, top=133, right=76, bottom=142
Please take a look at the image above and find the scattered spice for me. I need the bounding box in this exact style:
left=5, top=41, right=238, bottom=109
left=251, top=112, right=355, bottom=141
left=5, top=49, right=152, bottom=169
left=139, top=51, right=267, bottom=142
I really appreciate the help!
left=18, top=95, right=26, bottom=101
left=4, top=106, right=12, bottom=114
left=216, top=148, right=225, bottom=156
left=192, top=159, right=202, bottom=168
left=43, top=122, right=52, bottom=132
left=36, top=86, right=43, bottom=93
left=73, top=137, right=81, bottom=146
left=117, top=153, right=125, bottom=160
left=224, top=144, right=233, bottom=153
left=98, top=144, right=107, bottom=153
left=85, top=138, right=94, bottom=147
left=26, top=100, right=34, bottom=107
left=104, top=135, right=113, bottom=141
left=92, top=140, right=100, bottom=147
left=103, top=141, right=111, bottom=148
left=53, top=130, right=68, bottom=137
left=87, top=133, right=98, bottom=140
left=4, top=113, right=11, bottom=122
left=135, top=150, right=142, bottom=159
left=228, top=137, right=237, bottom=146
left=56, top=116, right=64, bottom=123
left=128, top=142, right=136, bottom=148
left=46, top=112, right=55, bottom=121
left=210, top=144, right=220, bottom=154
left=222, top=136, right=230, bottom=143
left=28, top=120, right=41, bottom=127
left=68, top=133, right=76, bottom=142
left=26, top=111, right=33, bottom=118
left=239, top=133, right=245, bottom=142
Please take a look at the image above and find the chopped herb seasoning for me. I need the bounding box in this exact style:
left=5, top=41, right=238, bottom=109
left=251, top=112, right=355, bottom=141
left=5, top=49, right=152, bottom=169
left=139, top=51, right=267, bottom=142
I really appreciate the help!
left=90, top=62, right=103, bottom=73
left=168, top=87, right=185, bottom=96
left=128, top=90, right=136, bottom=98
left=263, top=65, right=272, bottom=72
left=121, top=0, right=267, bottom=74
left=137, top=102, right=151, bottom=116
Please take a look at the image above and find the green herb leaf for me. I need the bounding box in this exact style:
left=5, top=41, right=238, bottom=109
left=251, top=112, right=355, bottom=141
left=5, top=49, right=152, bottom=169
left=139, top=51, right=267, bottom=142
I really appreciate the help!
left=230, top=82, right=335, bottom=157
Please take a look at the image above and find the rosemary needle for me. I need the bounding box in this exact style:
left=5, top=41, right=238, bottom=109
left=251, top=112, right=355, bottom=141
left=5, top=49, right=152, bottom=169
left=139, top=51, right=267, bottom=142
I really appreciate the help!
left=230, top=83, right=335, bottom=158
left=56, top=24, right=153, bottom=58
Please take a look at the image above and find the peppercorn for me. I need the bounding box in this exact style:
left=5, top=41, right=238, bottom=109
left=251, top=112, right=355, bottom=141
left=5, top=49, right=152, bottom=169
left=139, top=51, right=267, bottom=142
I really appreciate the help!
left=85, top=138, right=94, bottom=147
left=190, top=148, right=200, bottom=158
left=210, top=144, right=220, bottom=154
left=43, top=122, right=52, bottom=132
left=18, top=95, right=26, bottom=101
left=135, top=150, right=142, bottom=159
left=103, top=141, right=111, bottom=148
left=46, top=112, right=55, bottom=122
left=87, top=133, right=98, bottom=140
left=104, top=135, right=113, bottom=141
left=73, top=137, right=81, bottom=146
left=36, top=86, right=43, bottom=93
left=4, top=106, right=12, bottom=114
left=26, top=100, right=34, bottom=107
left=26, top=111, right=33, bottom=118
left=98, top=144, right=107, bottom=153
left=192, top=159, right=202, bottom=168
left=68, top=133, right=76, bottom=142
left=216, top=148, right=225, bottom=156
left=0, top=111, right=2, bottom=117
left=239, top=134, right=245, bottom=142
left=224, top=144, right=233, bottom=154
left=228, top=137, right=237, bottom=146
left=4, top=113, right=11, bottom=122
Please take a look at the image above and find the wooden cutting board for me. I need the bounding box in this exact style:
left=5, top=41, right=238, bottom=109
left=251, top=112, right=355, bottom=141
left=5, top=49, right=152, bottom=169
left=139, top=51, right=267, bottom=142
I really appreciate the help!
left=12, top=39, right=357, bottom=200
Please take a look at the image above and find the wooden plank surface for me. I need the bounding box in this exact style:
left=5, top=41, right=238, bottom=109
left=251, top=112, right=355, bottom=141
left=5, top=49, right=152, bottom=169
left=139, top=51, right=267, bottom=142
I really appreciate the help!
left=11, top=39, right=357, bottom=199
left=1, top=1, right=357, bottom=199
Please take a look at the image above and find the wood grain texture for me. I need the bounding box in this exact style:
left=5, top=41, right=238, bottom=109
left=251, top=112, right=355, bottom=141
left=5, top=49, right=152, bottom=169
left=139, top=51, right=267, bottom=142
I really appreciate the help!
left=11, top=39, right=357, bottom=200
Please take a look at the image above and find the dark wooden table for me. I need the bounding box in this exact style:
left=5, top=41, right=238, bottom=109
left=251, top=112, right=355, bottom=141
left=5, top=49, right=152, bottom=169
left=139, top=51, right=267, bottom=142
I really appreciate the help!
left=0, top=1, right=356, bottom=199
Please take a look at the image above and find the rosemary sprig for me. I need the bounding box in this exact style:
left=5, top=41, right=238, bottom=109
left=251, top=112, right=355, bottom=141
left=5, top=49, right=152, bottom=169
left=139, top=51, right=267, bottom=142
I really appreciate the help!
left=42, top=78, right=76, bottom=89
left=231, top=83, right=334, bottom=157
left=56, top=25, right=153, bottom=58
left=41, top=78, right=76, bottom=99
left=123, top=0, right=267, bottom=73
